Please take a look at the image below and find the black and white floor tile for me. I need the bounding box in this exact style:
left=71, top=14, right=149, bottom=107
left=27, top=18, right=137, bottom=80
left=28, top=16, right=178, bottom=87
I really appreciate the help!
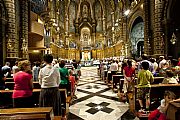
left=68, top=67, right=138, bottom=120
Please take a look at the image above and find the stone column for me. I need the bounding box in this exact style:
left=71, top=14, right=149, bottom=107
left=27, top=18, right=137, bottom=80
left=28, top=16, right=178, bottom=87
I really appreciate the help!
left=153, top=0, right=165, bottom=56
left=122, top=17, right=128, bottom=57
left=102, top=17, right=106, bottom=32
left=65, top=14, right=69, bottom=45
left=149, top=0, right=155, bottom=55
left=4, top=0, right=18, bottom=61
left=92, top=21, right=96, bottom=46
left=19, top=0, right=29, bottom=59
left=111, top=12, right=115, bottom=44
left=0, top=3, right=7, bottom=65
left=143, top=0, right=151, bottom=55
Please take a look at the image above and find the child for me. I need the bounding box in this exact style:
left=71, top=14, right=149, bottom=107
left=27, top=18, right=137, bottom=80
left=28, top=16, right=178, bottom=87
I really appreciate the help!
left=69, top=69, right=76, bottom=98
left=148, top=90, right=176, bottom=120
left=162, top=70, right=178, bottom=84
left=137, top=61, right=154, bottom=112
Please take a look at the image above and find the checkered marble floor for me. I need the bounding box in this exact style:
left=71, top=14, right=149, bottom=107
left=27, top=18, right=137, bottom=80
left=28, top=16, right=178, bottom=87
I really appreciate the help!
left=68, top=66, right=135, bottom=120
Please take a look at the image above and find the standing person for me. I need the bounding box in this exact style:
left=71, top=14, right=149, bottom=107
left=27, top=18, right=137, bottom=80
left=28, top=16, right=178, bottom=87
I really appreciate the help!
left=32, top=61, right=40, bottom=81
left=109, top=60, right=118, bottom=83
left=119, top=60, right=127, bottom=93
left=12, top=60, right=33, bottom=108
left=1, top=62, right=11, bottom=78
left=0, top=65, right=6, bottom=90
left=159, top=56, right=167, bottom=69
left=59, top=60, right=69, bottom=94
left=123, top=60, right=135, bottom=94
left=177, top=57, right=180, bottom=66
left=138, top=54, right=153, bottom=72
left=149, top=58, right=158, bottom=76
left=38, top=54, right=62, bottom=116
left=69, top=69, right=76, bottom=98
left=148, top=90, right=176, bottom=120
left=12, top=61, right=19, bottom=75
left=137, top=61, right=154, bottom=112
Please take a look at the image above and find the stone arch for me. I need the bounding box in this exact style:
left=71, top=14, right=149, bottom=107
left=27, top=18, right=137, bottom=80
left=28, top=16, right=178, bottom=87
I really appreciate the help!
left=128, top=10, right=144, bottom=33
left=80, top=1, right=91, bottom=18
left=128, top=10, right=144, bottom=58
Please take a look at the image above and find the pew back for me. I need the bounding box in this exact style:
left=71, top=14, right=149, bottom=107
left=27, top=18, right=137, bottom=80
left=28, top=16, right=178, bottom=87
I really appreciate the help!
left=0, top=89, right=67, bottom=109
left=0, top=107, right=53, bottom=120
left=134, top=84, right=180, bottom=111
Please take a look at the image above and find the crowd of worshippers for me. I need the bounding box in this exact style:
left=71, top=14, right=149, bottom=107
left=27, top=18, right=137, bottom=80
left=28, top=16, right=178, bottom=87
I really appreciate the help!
left=99, top=54, right=180, bottom=84
left=0, top=54, right=81, bottom=118
left=99, top=54, right=180, bottom=116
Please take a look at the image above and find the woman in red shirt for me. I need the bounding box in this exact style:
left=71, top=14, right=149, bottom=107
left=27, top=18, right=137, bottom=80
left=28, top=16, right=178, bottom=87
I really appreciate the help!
left=123, top=59, right=135, bottom=93
left=12, top=60, right=33, bottom=108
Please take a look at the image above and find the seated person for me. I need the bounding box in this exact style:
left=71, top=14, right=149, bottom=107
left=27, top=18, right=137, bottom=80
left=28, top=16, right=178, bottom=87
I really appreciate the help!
left=159, top=62, right=169, bottom=77
left=148, top=90, right=176, bottom=120
left=162, top=70, right=178, bottom=84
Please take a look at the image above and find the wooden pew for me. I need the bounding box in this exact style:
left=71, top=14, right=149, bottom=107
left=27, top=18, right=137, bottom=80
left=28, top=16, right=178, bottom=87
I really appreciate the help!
left=134, top=77, right=164, bottom=85
left=112, top=74, right=124, bottom=90
left=107, top=71, right=112, bottom=84
left=0, top=107, right=53, bottom=120
left=5, top=82, right=41, bottom=90
left=0, top=89, right=68, bottom=112
left=133, top=84, right=180, bottom=119
left=5, top=81, right=72, bottom=97
left=5, top=78, right=14, bottom=82
left=167, top=100, right=180, bottom=120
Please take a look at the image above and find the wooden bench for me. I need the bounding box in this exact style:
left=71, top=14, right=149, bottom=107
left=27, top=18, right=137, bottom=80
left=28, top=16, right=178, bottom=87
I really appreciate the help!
left=134, top=77, right=164, bottom=84
left=0, top=107, right=53, bottom=120
left=5, top=78, right=14, bottom=82
left=112, top=74, right=124, bottom=90
left=0, top=89, right=69, bottom=112
left=5, top=81, right=72, bottom=97
left=167, top=100, right=180, bottom=120
left=133, top=84, right=180, bottom=119
left=5, top=82, right=41, bottom=90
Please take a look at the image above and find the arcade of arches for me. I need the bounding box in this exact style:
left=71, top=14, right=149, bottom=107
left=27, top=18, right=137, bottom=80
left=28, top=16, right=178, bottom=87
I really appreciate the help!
left=0, top=0, right=180, bottom=64
left=1, top=0, right=180, bottom=119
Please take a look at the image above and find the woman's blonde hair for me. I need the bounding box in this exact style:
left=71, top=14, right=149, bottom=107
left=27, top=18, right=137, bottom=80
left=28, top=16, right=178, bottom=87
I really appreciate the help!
left=18, top=60, right=30, bottom=71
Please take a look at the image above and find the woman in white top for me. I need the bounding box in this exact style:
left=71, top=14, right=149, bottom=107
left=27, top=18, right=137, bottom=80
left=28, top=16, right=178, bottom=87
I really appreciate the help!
left=39, top=54, right=62, bottom=116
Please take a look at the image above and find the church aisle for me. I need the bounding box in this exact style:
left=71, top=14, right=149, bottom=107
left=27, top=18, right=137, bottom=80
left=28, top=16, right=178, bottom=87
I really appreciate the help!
left=68, top=67, right=129, bottom=120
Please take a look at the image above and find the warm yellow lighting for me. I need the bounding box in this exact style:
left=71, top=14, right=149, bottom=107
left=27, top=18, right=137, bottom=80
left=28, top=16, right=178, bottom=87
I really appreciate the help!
left=38, top=18, right=43, bottom=24
left=141, top=4, right=143, bottom=9
left=124, top=9, right=130, bottom=16
left=33, top=50, right=40, bottom=53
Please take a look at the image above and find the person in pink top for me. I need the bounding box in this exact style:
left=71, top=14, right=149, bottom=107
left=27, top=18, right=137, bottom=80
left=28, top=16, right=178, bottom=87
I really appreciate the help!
left=123, top=59, right=135, bottom=93
left=177, top=57, right=180, bottom=66
left=69, top=69, right=76, bottom=97
left=12, top=60, right=33, bottom=108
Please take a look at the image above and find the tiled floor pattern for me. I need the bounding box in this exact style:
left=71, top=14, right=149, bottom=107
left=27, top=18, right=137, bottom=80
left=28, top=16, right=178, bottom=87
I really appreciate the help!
left=68, top=66, right=137, bottom=120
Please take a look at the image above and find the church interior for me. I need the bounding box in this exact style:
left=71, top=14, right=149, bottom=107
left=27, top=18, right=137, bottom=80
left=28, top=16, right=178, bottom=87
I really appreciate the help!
left=0, top=0, right=180, bottom=120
